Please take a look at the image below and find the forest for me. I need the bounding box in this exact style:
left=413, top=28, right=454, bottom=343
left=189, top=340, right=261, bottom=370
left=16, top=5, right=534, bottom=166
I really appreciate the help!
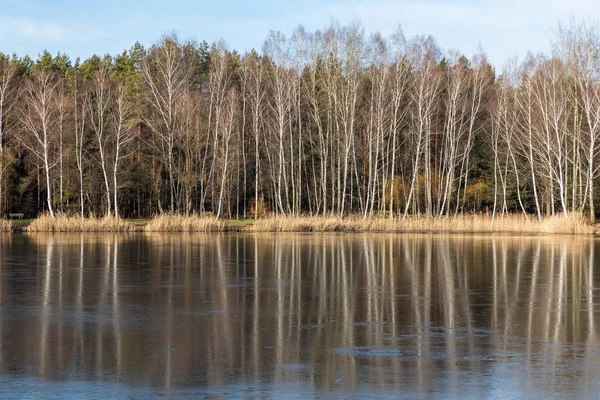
left=0, top=18, right=599, bottom=221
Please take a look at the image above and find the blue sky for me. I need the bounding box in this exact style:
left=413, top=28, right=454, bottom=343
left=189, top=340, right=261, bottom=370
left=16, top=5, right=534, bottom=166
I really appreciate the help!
left=0, top=0, right=598, bottom=69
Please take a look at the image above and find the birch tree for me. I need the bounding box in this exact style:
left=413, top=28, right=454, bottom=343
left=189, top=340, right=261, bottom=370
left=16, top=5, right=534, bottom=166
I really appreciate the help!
left=87, top=59, right=113, bottom=216
left=403, top=36, right=442, bottom=218
left=141, top=34, right=192, bottom=213
left=111, top=80, right=135, bottom=218
left=556, top=18, right=600, bottom=221
left=215, top=89, right=238, bottom=218
left=241, top=51, right=268, bottom=218
left=19, top=69, right=62, bottom=218
left=69, top=64, right=87, bottom=219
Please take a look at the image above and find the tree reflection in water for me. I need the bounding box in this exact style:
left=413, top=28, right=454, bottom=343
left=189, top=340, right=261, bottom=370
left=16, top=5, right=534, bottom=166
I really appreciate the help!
left=0, top=233, right=597, bottom=398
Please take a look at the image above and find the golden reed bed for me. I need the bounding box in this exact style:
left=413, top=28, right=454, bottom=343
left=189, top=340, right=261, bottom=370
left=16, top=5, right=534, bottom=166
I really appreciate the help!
left=143, top=213, right=225, bottom=232
left=16, top=212, right=596, bottom=234
left=26, top=214, right=136, bottom=232
left=242, top=213, right=595, bottom=235
left=0, top=219, right=11, bottom=232
left=26, top=213, right=225, bottom=232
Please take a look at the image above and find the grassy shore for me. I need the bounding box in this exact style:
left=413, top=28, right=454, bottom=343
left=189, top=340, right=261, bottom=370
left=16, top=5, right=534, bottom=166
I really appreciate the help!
left=8, top=212, right=597, bottom=234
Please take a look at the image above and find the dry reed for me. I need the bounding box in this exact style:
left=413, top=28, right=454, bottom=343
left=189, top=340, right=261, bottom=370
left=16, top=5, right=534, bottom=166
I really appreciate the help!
left=26, top=214, right=137, bottom=232
left=0, top=219, right=12, bottom=232
left=21, top=212, right=596, bottom=234
left=243, top=213, right=595, bottom=235
left=144, top=213, right=225, bottom=232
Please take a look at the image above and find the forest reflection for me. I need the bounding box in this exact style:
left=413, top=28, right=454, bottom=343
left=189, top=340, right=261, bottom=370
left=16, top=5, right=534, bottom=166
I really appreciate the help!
left=0, top=233, right=598, bottom=397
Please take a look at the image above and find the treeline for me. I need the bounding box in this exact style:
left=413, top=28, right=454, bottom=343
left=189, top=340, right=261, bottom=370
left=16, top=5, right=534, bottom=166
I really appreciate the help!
left=0, top=19, right=599, bottom=220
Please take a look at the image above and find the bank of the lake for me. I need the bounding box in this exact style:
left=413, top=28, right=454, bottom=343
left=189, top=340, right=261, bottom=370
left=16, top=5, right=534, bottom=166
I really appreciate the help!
left=1, top=213, right=596, bottom=234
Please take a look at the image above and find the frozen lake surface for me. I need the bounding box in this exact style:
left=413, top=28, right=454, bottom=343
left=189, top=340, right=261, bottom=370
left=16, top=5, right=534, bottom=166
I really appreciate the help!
left=0, top=233, right=598, bottom=399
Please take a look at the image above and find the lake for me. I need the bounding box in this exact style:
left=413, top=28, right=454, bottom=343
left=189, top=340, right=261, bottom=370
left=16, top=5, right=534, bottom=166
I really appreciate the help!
left=0, top=233, right=598, bottom=399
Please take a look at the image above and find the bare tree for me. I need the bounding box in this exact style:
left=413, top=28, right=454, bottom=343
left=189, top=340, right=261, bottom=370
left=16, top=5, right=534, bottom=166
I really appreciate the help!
left=56, top=81, right=67, bottom=213
left=515, top=56, right=543, bottom=219
left=555, top=18, right=600, bottom=222
left=241, top=52, right=268, bottom=218
left=215, top=89, right=238, bottom=218
left=403, top=35, right=442, bottom=218
left=453, top=50, right=488, bottom=215
left=201, top=42, right=232, bottom=213
left=141, top=34, right=192, bottom=213
left=71, top=67, right=87, bottom=219
left=264, top=30, right=294, bottom=214
left=532, top=58, right=570, bottom=216
left=87, top=60, right=113, bottom=216
left=19, top=69, right=62, bottom=218
left=336, top=21, right=364, bottom=216
left=304, top=29, right=329, bottom=215
left=111, top=80, right=135, bottom=218
left=387, top=26, right=411, bottom=218
left=362, top=32, right=390, bottom=218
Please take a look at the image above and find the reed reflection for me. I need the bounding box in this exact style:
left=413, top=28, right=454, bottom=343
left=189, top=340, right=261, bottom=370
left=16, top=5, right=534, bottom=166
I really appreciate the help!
left=0, top=233, right=597, bottom=397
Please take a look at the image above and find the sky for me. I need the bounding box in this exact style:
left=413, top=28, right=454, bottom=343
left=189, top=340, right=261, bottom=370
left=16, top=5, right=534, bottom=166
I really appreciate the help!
left=0, top=0, right=599, bottom=69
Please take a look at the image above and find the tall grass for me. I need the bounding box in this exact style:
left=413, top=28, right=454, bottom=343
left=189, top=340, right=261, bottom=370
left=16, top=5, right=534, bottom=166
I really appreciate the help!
left=144, top=213, right=225, bottom=232
left=21, top=212, right=595, bottom=234
left=26, top=214, right=137, bottom=232
left=243, top=213, right=595, bottom=235
left=0, top=219, right=12, bottom=232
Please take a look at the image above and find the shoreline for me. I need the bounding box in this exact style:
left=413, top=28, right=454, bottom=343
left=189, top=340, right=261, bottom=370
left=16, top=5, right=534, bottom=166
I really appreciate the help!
left=2, top=213, right=596, bottom=235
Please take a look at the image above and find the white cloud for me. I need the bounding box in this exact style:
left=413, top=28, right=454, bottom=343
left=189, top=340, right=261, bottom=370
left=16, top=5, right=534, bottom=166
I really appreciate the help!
left=0, top=15, right=70, bottom=41
left=0, top=14, right=99, bottom=43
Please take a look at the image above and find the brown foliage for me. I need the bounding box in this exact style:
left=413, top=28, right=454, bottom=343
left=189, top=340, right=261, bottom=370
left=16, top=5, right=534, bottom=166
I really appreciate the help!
left=248, top=197, right=270, bottom=218
left=464, top=179, right=488, bottom=210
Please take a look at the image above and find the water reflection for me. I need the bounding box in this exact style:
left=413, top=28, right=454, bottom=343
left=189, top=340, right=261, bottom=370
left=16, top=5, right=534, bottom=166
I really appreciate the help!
left=0, top=233, right=598, bottom=398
